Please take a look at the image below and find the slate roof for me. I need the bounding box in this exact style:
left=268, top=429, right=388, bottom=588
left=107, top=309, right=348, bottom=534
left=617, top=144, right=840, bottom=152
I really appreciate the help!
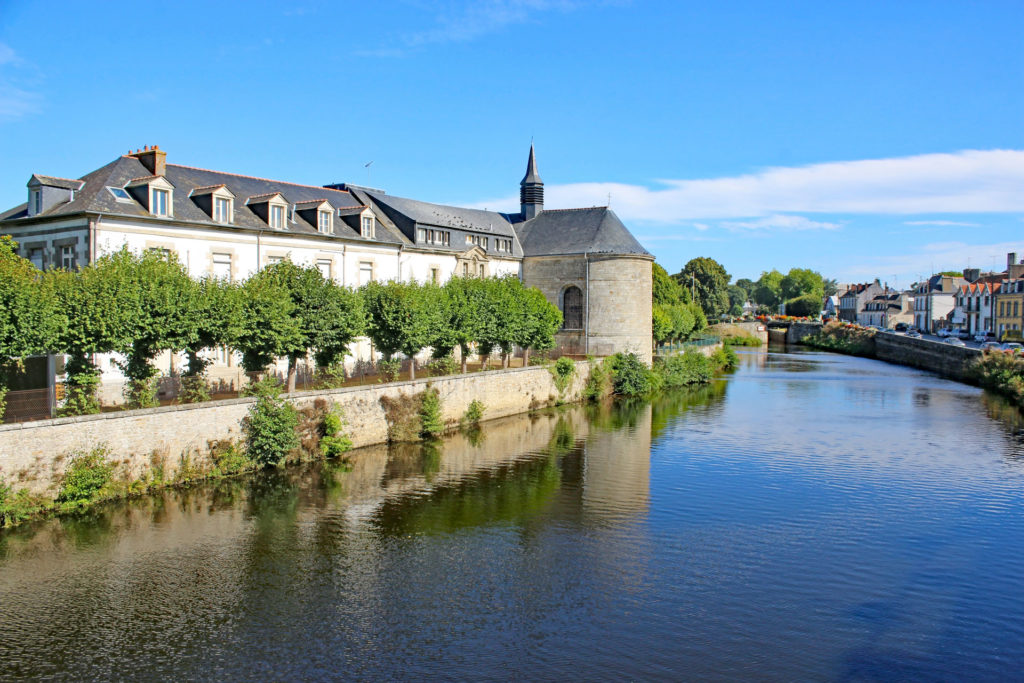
left=29, top=174, right=84, bottom=190
left=512, top=207, right=652, bottom=258
left=0, top=155, right=406, bottom=244
left=365, top=189, right=518, bottom=237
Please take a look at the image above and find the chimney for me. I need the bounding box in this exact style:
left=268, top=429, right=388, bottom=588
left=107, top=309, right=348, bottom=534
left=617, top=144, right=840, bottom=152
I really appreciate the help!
left=1009, top=252, right=1017, bottom=269
left=129, top=145, right=167, bottom=176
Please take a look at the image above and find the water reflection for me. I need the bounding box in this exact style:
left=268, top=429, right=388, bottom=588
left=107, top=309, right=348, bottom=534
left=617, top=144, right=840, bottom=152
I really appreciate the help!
left=3, top=353, right=1024, bottom=680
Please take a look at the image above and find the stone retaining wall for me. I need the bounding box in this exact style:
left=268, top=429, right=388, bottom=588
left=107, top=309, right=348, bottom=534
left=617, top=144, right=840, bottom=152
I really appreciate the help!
left=873, top=334, right=980, bottom=381
left=0, top=361, right=592, bottom=496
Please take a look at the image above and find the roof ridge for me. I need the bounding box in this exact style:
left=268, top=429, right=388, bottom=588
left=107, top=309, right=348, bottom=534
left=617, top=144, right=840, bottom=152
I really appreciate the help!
left=33, top=173, right=85, bottom=183
left=541, top=206, right=608, bottom=213
left=166, top=162, right=353, bottom=195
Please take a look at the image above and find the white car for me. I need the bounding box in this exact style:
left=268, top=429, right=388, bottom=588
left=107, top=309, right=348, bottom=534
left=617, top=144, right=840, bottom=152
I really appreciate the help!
left=944, top=337, right=965, bottom=346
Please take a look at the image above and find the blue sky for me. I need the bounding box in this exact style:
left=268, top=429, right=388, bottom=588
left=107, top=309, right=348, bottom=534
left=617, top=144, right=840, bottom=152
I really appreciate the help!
left=0, top=0, right=1021, bottom=286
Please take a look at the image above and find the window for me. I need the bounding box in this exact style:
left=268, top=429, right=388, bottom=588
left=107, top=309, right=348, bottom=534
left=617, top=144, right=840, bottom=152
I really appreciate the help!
left=107, top=187, right=133, bottom=202
left=270, top=204, right=285, bottom=229
left=430, top=267, right=439, bottom=284
left=316, top=259, right=332, bottom=280
left=28, top=247, right=43, bottom=270
left=214, top=197, right=232, bottom=223
left=267, top=255, right=284, bottom=265
left=147, top=247, right=172, bottom=260
left=361, top=215, right=375, bottom=239
left=562, top=286, right=583, bottom=329
left=463, top=263, right=469, bottom=276
left=152, top=188, right=169, bottom=216
left=319, top=210, right=332, bottom=234
left=418, top=228, right=427, bottom=242
left=478, top=264, right=485, bottom=277
left=359, top=262, right=373, bottom=286
left=32, top=190, right=41, bottom=214
left=212, top=252, right=232, bottom=280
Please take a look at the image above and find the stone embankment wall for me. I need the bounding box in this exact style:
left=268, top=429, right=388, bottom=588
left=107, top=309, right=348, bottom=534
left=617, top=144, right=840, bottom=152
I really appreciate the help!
left=0, top=361, right=592, bottom=496
left=786, top=322, right=823, bottom=344
left=873, top=334, right=980, bottom=381
left=708, top=322, right=768, bottom=344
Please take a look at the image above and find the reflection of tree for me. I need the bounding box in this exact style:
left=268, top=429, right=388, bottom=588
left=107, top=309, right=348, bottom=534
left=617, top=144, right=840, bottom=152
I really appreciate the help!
left=372, top=451, right=565, bottom=537
left=650, top=380, right=728, bottom=442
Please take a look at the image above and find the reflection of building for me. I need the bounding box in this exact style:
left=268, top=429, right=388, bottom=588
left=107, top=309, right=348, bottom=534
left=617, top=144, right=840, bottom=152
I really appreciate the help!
left=580, top=403, right=652, bottom=520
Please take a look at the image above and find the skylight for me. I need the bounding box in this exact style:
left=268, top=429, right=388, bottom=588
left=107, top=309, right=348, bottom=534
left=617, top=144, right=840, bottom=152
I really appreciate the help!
left=107, top=186, right=132, bottom=202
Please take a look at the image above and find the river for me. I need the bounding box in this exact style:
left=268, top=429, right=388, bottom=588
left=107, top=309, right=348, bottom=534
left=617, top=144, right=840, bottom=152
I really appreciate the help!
left=2, top=347, right=1024, bottom=681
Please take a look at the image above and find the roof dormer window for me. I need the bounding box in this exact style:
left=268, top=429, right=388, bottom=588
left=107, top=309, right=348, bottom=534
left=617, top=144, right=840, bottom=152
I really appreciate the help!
left=319, top=210, right=332, bottom=234
left=214, top=197, right=231, bottom=222
left=126, top=175, right=175, bottom=217
left=246, top=192, right=289, bottom=230
left=270, top=204, right=285, bottom=229
left=190, top=184, right=235, bottom=224
left=31, top=190, right=41, bottom=215
left=361, top=214, right=375, bottom=239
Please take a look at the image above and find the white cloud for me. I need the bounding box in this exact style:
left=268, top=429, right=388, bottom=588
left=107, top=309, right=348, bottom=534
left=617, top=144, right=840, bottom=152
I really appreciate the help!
left=401, top=0, right=591, bottom=47
left=904, top=220, right=981, bottom=227
left=693, top=222, right=709, bottom=231
left=843, top=240, right=1024, bottom=281
left=0, top=43, right=17, bottom=66
left=471, top=149, right=1024, bottom=222
left=0, top=43, right=40, bottom=121
left=721, top=214, right=840, bottom=231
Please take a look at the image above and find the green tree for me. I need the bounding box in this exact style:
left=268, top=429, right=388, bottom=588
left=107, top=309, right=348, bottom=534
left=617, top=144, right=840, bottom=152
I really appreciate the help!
left=676, top=257, right=730, bottom=320
left=735, top=278, right=756, bottom=299
left=780, top=268, right=825, bottom=303
left=482, top=275, right=529, bottom=368
left=784, top=293, right=821, bottom=317
left=180, top=278, right=243, bottom=403
left=519, top=286, right=562, bottom=365
left=50, top=252, right=143, bottom=415
left=823, top=278, right=839, bottom=297
left=652, top=304, right=672, bottom=346
left=362, top=279, right=443, bottom=380
left=727, top=285, right=747, bottom=317
left=753, top=269, right=784, bottom=311
left=437, top=276, right=485, bottom=373
left=233, top=276, right=303, bottom=377
left=653, top=262, right=689, bottom=305
left=99, top=249, right=196, bottom=409
left=251, top=260, right=365, bottom=392
left=0, top=236, right=61, bottom=418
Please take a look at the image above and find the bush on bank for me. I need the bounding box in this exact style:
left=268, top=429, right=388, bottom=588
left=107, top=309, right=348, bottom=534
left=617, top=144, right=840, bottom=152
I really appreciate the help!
left=803, top=321, right=876, bottom=356
left=598, top=347, right=738, bottom=398
left=969, top=350, right=1024, bottom=407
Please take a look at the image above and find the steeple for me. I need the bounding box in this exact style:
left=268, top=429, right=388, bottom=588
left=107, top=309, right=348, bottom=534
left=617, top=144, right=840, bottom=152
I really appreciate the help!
left=519, top=143, right=544, bottom=220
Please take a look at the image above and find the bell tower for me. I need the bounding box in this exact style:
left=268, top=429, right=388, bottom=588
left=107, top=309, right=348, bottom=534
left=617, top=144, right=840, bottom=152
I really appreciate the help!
left=519, top=143, right=544, bottom=220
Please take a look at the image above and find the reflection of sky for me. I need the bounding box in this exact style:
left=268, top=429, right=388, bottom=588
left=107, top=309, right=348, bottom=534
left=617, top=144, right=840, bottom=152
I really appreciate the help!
left=3, top=351, right=1024, bottom=680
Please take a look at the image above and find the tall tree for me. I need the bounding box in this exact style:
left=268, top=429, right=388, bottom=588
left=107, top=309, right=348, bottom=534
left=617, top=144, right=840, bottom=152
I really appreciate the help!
left=362, top=279, right=443, bottom=380
left=180, top=277, right=243, bottom=402
left=653, top=262, right=689, bottom=305
left=727, top=285, right=747, bottom=316
left=0, top=236, right=61, bottom=418
left=519, top=286, right=563, bottom=365
left=251, top=260, right=365, bottom=392
left=753, top=269, right=784, bottom=311
left=780, top=268, right=825, bottom=303
left=436, top=276, right=485, bottom=373
left=676, top=257, right=730, bottom=320
left=735, top=278, right=756, bottom=299
left=233, top=276, right=303, bottom=378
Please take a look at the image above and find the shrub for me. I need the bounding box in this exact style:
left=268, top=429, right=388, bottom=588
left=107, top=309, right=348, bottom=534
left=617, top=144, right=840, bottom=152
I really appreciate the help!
left=550, top=356, right=576, bottom=395
left=969, top=350, right=1024, bottom=406
left=124, top=375, right=160, bottom=410
left=0, top=479, right=41, bottom=527
left=609, top=352, right=654, bottom=396
left=426, top=355, right=459, bottom=377
left=583, top=356, right=611, bottom=402
left=710, top=346, right=739, bottom=371
left=462, top=399, right=485, bottom=429
left=56, top=447, right=113, bottom=505
left=419, top=388, right=444, bottom=438
left=377, top=358, right=402, bottom=383
left=211, top=442, right=252, bottom=476
left=655, top=351, right=713, bottom=388
left=242, top=377, right=299, bottom=468
left=315, top=363, right=348, bottom=389
left=320, top=406, right=353, bottom=458
left=723, top=334, right=762, bottom=346
left=179, top=375, right=211, bottom=404
left=803, top=321, right=875, bottom=356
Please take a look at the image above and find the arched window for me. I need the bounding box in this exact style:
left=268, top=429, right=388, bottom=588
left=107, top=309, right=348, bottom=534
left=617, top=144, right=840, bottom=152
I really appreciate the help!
left=562, top=286, right=583, bottom=330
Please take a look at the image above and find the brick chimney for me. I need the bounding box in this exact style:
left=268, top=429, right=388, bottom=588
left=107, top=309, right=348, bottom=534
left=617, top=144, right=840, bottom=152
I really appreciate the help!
left=129, top=145, right=166, bottom=176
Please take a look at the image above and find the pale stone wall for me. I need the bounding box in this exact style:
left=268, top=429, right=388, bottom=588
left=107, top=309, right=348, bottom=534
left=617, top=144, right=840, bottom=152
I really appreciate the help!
left=0, top=362, right=592, bottom=496
left=522, top=254, right=653, bottom=363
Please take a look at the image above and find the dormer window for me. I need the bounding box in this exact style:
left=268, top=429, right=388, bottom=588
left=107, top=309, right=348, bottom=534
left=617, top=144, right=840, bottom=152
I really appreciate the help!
left=26, top=174, right=84, bottom=217
left=361, top=215, right=375, bottom=239
left=153, top=189, right=169, bottom=216
left=246, top=192, right=289, bottom=230
left=319, top=210, right=332, bottom=233
left=214, top=197, right=231, bottom=222
left=31, top=190, right=41, bottom=214
left=126, top=175, right=175, bottom=217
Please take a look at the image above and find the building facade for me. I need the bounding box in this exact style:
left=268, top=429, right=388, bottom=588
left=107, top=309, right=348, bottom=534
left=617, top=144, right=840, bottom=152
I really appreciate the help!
left=0, top=145, right=654, bottom=402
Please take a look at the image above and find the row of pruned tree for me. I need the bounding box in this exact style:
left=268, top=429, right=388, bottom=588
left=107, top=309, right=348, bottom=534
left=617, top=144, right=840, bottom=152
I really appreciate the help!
left=651, top=263, right=708, bottom=346
left=0, top=240, right=562, bottom=417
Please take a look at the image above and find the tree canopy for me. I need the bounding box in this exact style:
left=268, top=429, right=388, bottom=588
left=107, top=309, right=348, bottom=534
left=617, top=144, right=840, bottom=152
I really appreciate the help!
left=676, top=257, right=730, bottom=319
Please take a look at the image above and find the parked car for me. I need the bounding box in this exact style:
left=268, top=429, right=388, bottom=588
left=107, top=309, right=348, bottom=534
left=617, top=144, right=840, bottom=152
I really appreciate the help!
left=944, top=337, right=966, bottom=346
left=894, top=323, right=909, bottom=332
left=1002, top=342, right=1023, bottom=353
left=957, top=329, right=971, bottom=340
left=974, top=332, right=992, bottom=343
left=906, top=329, right=922, bottom=338
left=981, top=341, right=1002, bottom=351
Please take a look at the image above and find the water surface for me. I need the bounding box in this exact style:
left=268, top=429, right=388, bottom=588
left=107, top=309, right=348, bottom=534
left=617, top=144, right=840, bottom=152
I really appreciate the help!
left=3, top=348, right=1024, bottom=681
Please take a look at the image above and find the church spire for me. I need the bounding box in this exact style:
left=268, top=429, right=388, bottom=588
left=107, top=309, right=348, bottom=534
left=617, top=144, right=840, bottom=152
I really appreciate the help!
left=519, top=143, right=544, bottom=220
